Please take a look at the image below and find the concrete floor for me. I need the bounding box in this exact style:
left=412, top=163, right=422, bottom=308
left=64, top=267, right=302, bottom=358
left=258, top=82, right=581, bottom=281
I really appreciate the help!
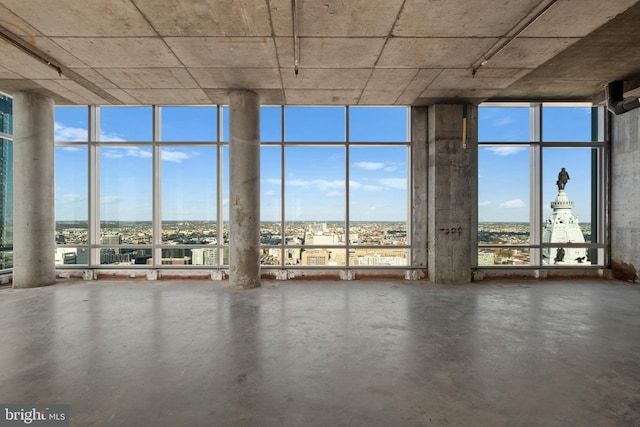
left=1, top=279, right=639, bottom=426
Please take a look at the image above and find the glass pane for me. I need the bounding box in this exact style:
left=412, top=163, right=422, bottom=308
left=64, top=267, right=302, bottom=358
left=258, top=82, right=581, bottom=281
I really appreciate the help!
left=349, top=146, right=407, bottom=245
left=189, top=247, right=220, bottom=266
left=0, top=139, right=12, bottom=255
left=261, top=248, right=281, bottom=266
left=0, top=250, right=12, bottom=269
left=478, top=146, right=530, bottom=244
left=478, top=248, right=531, bottom=265
left=478, top=106, right=530, bottom=142
left=56, top=146, right=88, bottom=244
left=285, top=107, right=345, bottom=142
left=261, top=106, right=282, bottom=142
left=100, top=248, right=152, bottom=265
left=349, top=107, right=408, bottom=142
left=161, top=146, right=217, bottom=244
left=261, top=147, right=281, bottom=220
left=161, top=106, right=217, bottom=142
left=221, top=106, right=229, bottom=142
left=285, top=147, right=345, bottom=243
left=300, top=248, right=346, bottom=266
left=55, top=247, right=88, bottom=265
left=222, top=146, right=229, bottom=244
left=55, top=106, right=87, bottom=142
left=100, top=106, right=152, bottom=142
left=351, top=248, right=408, bottom=266
left=542, top=148, right=594, bottom=264
left=261, top=146, right=281, bottom=244
left=542, top=105, right=592, bottom=142
left=100, top=146, right=152, bottom=244
left=0, top=94, right=12, bottom=135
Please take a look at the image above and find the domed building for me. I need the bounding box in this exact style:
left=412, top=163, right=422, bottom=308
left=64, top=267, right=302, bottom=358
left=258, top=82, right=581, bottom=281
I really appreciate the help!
left=542, top=168, right=587, bottom=265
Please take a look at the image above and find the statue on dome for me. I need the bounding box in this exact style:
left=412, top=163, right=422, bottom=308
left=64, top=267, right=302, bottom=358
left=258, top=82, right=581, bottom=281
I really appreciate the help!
left=556, top=167, right=570, bottom=191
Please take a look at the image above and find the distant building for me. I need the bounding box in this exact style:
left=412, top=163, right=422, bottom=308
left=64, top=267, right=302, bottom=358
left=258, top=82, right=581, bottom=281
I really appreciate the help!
left=542, top=185, right=587, bottom=265
left=191, top=248, right=218, bottom=265
left=0, top=95, right=12, bottom=256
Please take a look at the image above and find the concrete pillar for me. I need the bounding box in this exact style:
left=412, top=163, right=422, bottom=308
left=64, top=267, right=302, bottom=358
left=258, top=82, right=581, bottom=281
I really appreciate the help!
left=13, top=91, right=56, bottom=288
left=427, top=104, right=477, bottom=283
left=229, top=90, right=261, bottom=289
left=411, top=107, right=428, bottom=269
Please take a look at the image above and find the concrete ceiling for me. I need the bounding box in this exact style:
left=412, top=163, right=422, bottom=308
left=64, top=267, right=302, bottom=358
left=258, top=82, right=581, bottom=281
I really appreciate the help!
left=0, top=0, right=639, bottom=106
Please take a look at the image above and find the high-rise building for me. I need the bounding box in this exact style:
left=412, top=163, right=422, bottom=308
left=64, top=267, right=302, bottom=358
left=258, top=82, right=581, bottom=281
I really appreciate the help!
left=0, top=95, right=12, bottom=268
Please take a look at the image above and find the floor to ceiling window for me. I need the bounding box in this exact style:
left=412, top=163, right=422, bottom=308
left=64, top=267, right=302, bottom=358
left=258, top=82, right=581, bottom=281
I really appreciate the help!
left=54, top=105, right=410, bottom=268
left=0, top=94, right=12, bottom=270
left=478, top=103, right=606, bottom=267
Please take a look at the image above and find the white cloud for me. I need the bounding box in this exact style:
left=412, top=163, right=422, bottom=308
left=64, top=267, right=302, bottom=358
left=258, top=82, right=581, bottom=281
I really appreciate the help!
left=100, top=132, right=126, bottom=142
left=485, top=146, right=527, bottom=156
left=379, top=178, right=406, bottom=189
left=101, top=196, right=121, bottom=204
left=60, top=146, right=82, bottom=152
left=383, top=166, right=397, bottom=172
left=161, top=150, right=197, bottom=163
left=61, top=193, right=83, bottom=203
left=265, top=178, right=281, bottom=185
left=263, top=190, right=276, bottom=197
left=102, top=147, right=151, bottom=159
left=349, top=180, right=363, bottom=190
left=363, top=184, right=386, bottom=191
left=326, top=190, right=343, bottom=198
left=499, top=199, right=525, bottom=209
left=495, top=117, right=514, bottom=127
left=288, top=179, right=312, bottom=188
left=54, top=122, right=87, bottom=142
left=478, top=201, right=491, bottom=207
left=355, top=161, right=385, bottom=170
left=312, top=180, right=344, bottom=191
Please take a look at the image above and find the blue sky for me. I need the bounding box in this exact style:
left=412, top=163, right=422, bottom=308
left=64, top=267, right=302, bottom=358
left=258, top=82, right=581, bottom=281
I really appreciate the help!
left=54, top=104, right=596, bottom=224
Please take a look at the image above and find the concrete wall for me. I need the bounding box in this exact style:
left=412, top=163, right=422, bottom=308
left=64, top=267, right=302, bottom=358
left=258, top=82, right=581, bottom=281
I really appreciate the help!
left=611, top=108, right=640, bottom=282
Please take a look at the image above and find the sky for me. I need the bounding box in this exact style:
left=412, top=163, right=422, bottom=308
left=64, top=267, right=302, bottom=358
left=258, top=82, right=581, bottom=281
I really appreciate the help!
left=53, top=104, right=598, bottom=224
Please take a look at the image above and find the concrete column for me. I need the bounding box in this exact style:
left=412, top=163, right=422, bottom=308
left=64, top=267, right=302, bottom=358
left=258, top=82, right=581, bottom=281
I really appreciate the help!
left=13, top=91, right=56, bottom=288
left=427, top=104, right=477, bottom=283
left=411, top=107, right=428, bottom=269
left=229, top=90, right=260, bottom=289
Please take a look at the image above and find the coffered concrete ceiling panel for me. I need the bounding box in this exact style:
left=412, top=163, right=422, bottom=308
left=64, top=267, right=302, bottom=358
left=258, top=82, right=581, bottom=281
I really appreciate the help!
left=277, top=37, right=386, bottom=69
left=359, top=90, right=404, bottom=105
left=520, top=0, right=639, bottom=37
left=281, top=68, right=371, bottom=90
left=125, top=88, right=211, bottom=105
left=284, top=89, right=361, bottom=105
left=53, top=38, right=182, bottom=68
left=393, top=0, right=542, bottom=37
left=378, top=38, right=498, bottom=68
left=0, top=0, right=155, bottom=37
left=364, top=69, right=421, bottom=91
left=166, top=37, right=278, bottom=68
left=190, top=68, right=281, bottom=89
left=133, top=0, right=272, bottom=37
left=96, top=68, right=199, bottom=89
left=484, top=38, right=580, bottom=69
left=204, top=88, right=284, bottom=105
left=270, top=0, right=404, bottom=37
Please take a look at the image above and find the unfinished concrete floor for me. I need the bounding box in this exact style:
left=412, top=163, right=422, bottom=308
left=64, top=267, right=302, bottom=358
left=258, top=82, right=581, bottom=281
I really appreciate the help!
left=1, top=279, right=639, bottom=426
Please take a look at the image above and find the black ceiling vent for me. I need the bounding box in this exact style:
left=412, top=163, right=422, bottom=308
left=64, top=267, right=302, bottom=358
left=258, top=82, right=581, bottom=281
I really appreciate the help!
left=607, top=80, right=640, bottom=115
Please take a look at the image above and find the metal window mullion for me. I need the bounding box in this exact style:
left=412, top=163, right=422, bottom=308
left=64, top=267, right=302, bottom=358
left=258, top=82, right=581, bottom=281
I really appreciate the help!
left=345, top=106, right=350, bottom=267
left=89, top=105, right=100, bottom=266
left=280, top=105, right=285, bottom=268
left=529, top=102, right=542, bottom=265
left=217, top=106, right=224, bottom=267
left=152, top=105, right=161, bottom=267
